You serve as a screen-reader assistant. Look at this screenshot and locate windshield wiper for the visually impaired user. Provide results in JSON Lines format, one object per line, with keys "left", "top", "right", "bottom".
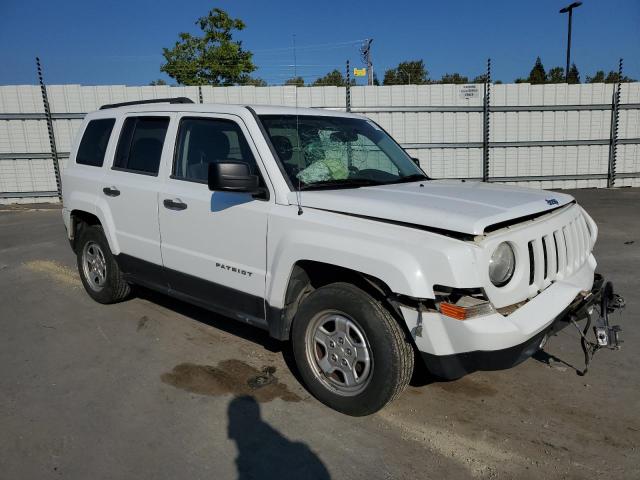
{"left": 299, "top": 178, "right": 383, "bottom": 190}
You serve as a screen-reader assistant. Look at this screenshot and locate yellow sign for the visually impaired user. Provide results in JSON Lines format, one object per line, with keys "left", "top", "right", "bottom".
{"left": 353, "top": 68, "right": 367, "bottom": 77}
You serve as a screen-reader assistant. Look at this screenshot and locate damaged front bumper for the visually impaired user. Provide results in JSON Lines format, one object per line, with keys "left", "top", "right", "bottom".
{"left": 413, "top": 273, "right": 625, "bottom": 380}
{"left": 549, "top": 273, "right": 625, "bottom": 375}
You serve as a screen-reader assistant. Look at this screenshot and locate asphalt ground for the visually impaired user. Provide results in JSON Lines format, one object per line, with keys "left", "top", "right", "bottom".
{"left": 1, "top": 188, "right": 638, "bottom": 479}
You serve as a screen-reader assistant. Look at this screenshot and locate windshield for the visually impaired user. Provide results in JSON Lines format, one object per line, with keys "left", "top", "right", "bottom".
{"left": 259, "top": 114, "right": 427, "bottom": 189}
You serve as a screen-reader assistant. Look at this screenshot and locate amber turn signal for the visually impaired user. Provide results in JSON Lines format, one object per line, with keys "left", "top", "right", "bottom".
{"left": 438, "top": 300, "right": 495, "bottom": 320}
{"left": 439, "top": 302, "right": 468, "bottom": 320}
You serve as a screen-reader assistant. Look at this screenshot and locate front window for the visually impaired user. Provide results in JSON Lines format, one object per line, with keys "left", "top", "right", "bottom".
{"left": 172, "top": 117, "right": 259, "bottom": 183}
{"left": 259, "top": 115, "right": 427, "bottom": 189}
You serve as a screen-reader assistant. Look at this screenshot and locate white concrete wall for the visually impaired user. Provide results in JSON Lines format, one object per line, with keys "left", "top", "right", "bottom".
{"left": 1, "top": 83, "right": 639, "bottom": 203}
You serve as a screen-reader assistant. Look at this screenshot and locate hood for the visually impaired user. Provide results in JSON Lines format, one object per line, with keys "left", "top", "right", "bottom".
{"left": 289, "top": 180, "right": 574, "bottom": 236}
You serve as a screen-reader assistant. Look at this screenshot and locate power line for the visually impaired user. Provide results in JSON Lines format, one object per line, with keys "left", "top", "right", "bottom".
{"left": 33, "top": 37, "right": 368, "bottom": 86}
{"left": 252, "top": 39, "right": 366, "bottom": 53}
{"left": 55, "top": 39, "right": 365, "bottom": 60}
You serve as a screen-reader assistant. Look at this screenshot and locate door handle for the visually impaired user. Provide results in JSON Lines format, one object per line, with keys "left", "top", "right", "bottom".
{"left": 103, "top": 186, "right": 120, "bottom": 197}
{"left": 163, "top": 199, "right": 188, "bottom": 211}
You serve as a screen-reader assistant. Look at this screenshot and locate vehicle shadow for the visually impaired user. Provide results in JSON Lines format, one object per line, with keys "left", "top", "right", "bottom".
{"left": 132, "top": 286, "right": 308, "bottom": 384}
{"left": 228, "top": 395, "right": 331, "bottom": 480}
{"left": 133, "top": 286, "right": 435, "bottom": 391}
{"left": 532, "top": 349, "right": 582, "bottom": 375}
{"left": 409, "top": 359, "right": 441, "bottom": 387}
{"left": 133, "top": 285, "right": 283, "bottom": 351}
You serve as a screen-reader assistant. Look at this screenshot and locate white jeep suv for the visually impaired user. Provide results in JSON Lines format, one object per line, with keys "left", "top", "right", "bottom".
{"left": 62, "top": 97, "right": 620, "bottom": 415}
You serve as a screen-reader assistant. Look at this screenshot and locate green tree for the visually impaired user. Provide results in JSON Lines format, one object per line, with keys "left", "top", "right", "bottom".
{"left": 586, "top": 70, "right": 636, "bottom": 83}
{"left": 528, "top": 57, "right": 546, "bottom": 84}
{"left": 546, "top": 67, "right": 565, "bottom": 83}
{"left": 372, "top": 73, "right": 380, "bottom": 86}
{"left": 471, "top": 74, "right": 502, "bottom": 84}
{"left": 161, "top": 8, "right": 255, "bottom": 86}
{"left": 586, "top": 71, "right": 605, "bottom": 83}
{"left": 149, "top": 79, "right": 168, "bottom": 86}
{"left": 312, "top": 70, "right": 354, "bottom": 87}
{"left": 604, "top": 71, "right": 636, "bottom": 83}
{"left": 382, "top": 69, "right": 397, "bottom": 85}
{"left": 383, "top": 60, "right": 429, "bottom": 85}
{"left": 439, "top": 73, "right": 469, "bottom": 84}
{"left": 567, "top": 63, "right": 580, "bottom": 84}
{"left": 241, "top": 76, "right": 267, "bottom": 86}
{"left": 285, "top": 76, "right": 305, "bottom": 87}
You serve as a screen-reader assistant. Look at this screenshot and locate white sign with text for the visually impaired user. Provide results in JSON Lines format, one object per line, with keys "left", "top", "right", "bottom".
{"left": 459, "top": 84, "right": 480, "bottom": 99}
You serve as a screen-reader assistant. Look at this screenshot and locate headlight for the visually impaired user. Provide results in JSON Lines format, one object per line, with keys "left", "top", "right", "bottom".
{"left": 489, "top": 242, "right": 515, "bottom": 287}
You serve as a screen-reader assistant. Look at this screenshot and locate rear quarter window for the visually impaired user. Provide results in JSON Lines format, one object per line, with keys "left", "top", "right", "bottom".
{"left": 76, "top": 119, "right": 116, "bottom": 167}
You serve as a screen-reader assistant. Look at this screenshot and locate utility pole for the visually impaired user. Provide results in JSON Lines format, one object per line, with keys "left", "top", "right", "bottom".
{"left": 360, "top": 39, "right": 374, "bottom": 86}
{"left": 559, "top": 2, "right": 582, "bottom": 82}
{"left": 346, "top": 60, "right": 351, "bottom": 112}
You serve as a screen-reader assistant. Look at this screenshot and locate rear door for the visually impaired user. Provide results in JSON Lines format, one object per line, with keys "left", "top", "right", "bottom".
{"left": 157, "top": 113, "right": 271, "bottom": 326}
{"left": 63, "top": 117, "right": 117, "bottom": 211}
{"left": 100, "top": 114, "right": 171, "bottom": 284}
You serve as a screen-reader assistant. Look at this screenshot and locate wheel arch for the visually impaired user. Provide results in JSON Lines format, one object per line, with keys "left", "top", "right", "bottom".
{"left": 72, "top": 200, "right": 120, "bottom": 254}
{"left": 69, "top": 209, "right": 102, "bottom": 251}
{"left": 267, "top": 260, "right": 413, "bottom": 342}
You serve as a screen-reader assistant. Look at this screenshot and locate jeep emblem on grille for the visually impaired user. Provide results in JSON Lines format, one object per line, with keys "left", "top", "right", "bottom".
{"left": 546, "top": 198, "right": 559, "bottom": 205}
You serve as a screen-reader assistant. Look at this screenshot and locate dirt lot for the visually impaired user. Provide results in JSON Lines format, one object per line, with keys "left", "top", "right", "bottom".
{"left": 1, "top": 188, "right": 638, "bottom": 479}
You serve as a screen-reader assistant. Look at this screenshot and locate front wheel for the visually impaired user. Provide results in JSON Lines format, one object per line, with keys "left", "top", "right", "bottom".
{"left": 292, "top": 282, "right": 414, "bottom": 416}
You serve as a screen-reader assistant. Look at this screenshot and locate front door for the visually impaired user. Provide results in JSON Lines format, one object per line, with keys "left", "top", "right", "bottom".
{"left": 157, "top": 114, "right": 271, "bottom": 326}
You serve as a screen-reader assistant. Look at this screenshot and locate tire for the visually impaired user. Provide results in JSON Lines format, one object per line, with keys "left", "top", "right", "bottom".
{"left": 292, "top": 282, "right": 414, "bottom": 416}
{"left": 76, "top": 224, "right": 130, "bottom": 304}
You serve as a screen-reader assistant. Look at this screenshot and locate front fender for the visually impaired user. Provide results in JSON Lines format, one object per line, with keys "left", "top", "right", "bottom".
{"left": 266, "top": 206, "right": 481, "bottom": 309}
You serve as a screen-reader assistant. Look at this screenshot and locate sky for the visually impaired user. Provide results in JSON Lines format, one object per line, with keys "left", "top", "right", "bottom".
{"left": 1, "top": 0, "right": 638, "bottom": 86}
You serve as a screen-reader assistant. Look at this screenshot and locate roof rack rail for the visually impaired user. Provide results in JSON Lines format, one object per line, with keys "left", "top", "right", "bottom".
{"left": 99, "top": 97, "right": 195, "bottom": 110}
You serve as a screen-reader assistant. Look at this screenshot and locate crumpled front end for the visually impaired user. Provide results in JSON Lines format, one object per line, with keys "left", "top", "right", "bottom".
{"left": 394, "top": 202, "right": 627, "bottom": 379}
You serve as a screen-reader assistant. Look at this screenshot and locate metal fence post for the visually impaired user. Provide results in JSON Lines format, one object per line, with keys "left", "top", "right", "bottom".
{"left": 482, "top": 58, "right": 492, "bottom": 182}
{"left": 607, "top": 58, "right": 623, "bottom": 188}
{"left": 198, "top": 85, "right": 203, "bottom": 104}
{"left": 36, "top": 57, "right": 62, "bottom": 200}
{"left": 346, "top": 60, "right": 351, "bottom": 112}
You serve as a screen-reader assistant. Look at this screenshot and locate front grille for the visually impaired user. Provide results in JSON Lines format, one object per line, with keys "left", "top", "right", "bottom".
{"left": 527, "top": 212, "right": 592, "bottom": 293}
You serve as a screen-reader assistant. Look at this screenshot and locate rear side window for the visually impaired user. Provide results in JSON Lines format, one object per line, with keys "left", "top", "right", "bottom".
{"left": 76, "top": 119, "right": 115, "bottom": 167}
{"left": 113, "top": 117, "right": 170, "bottom": 175}
{"left": 173, "top": 117, "right": 258, "bottom": 183}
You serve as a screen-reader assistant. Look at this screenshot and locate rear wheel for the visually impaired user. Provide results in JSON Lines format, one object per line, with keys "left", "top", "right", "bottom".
{"left": 76, "top": 225, "right": 130, "bottom": 304}
{"left": 292, "top": 282, "right": 414, "bottom": 416}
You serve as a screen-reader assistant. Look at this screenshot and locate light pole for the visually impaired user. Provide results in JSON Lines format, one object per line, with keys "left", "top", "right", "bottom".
{"left": 559, "top": 2, "right": 582, "bottom": 82}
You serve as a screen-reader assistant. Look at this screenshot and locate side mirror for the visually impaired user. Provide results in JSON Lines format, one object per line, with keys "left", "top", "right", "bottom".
{"left": 208, "top": 162, "right": 260, "bottom": 193}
